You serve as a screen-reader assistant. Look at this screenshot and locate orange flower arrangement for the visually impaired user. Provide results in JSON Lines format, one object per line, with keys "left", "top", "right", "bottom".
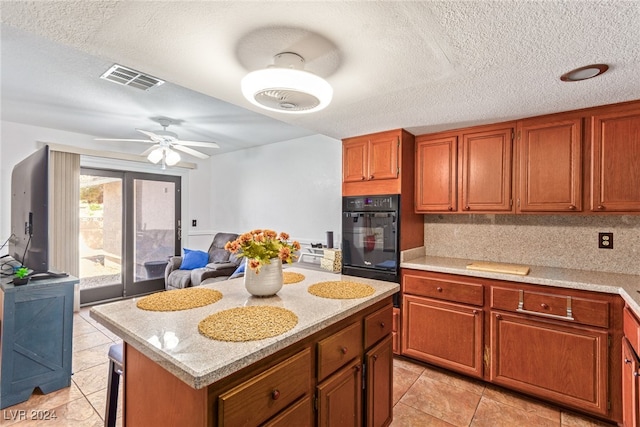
{"left": 225, "top": 229, "right": 301, "bottom": 273}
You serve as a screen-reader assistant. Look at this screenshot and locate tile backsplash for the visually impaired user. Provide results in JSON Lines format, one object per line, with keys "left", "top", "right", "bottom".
{"left": 423, "top": 214, "right": 640, "bottom": 275}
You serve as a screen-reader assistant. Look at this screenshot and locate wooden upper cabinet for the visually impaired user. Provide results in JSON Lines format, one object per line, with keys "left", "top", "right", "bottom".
{"left": 591, "top": 106, "right": 640, "bottom": 212}
{"left": 369, "top": 134, "right": 399, "bottom": 181}
{"left": 461, "top": 125, "right": 514, "bottom": 212}
{"left": 343, "top": 139, "right": 369, "bottom": 183}
{"left": 415, "top": 134, "right": 458, "bottom": 212}
{"left": 517, "top": 117, "right": 583, "bottom": 212}
{"left": 342, "top": 129, "right": 416, "bottom": 197}
{"left": 342, "top": 133, "right": 397, "bottom": 183}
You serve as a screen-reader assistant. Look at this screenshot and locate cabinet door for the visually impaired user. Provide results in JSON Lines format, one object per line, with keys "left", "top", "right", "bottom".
{"left": 392, "top": 308, "right": 400, "bottom": 355}
{"left": 317, "top": 358, "right": 362, "bottom": 427}
{"left": 518, "top": 118, "right": 583, "bottom": 212}
{"left": 402, "top": 295, "right": 483, "bottom": 378}
{"left": 490, "top": 311, "right": 609, "bottom": 416}
{"left": 368, "top": 134, "right": 399, "bottom": 181}
{"left": 343, "top": 138, "right": 368, "bottom": 183}
{"left": 365, "top": 335, "right": 393, "bottom": 427}
{"left": 591, "top": 109, "right": 640, "bottom": 212}
{"left": 415, "top": 135, "right": 458, "bottom": 212}
{"left": 623, "top": 337, "right": 640, "bottom": 427}
{"left": 461, "top": 127, "right": 513, "bottom": 212}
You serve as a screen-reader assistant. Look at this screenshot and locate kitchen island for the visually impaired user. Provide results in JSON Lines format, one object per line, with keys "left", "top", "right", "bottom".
{"left": 90, "top": 267, "right": 398, "bottom": 426}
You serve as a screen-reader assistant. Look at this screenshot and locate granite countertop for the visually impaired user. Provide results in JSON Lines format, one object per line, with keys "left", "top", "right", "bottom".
{"left": 90, "top": 266, "right": 398, "bottom": 390}
{"left": 401, "top": 254, "right": 640, "bottom": 315}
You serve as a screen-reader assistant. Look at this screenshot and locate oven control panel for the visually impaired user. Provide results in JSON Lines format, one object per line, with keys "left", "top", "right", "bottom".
{"left": 343, "top": 195, "right": 398, "bottom": 211}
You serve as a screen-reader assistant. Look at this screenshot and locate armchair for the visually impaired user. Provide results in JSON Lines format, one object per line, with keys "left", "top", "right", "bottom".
{"left": 164, "top": 232, "right": 240, "bottom": 290}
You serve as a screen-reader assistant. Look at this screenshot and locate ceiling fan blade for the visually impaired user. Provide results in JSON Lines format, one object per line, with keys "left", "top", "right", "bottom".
{"left": 140, "top": 145, "right": 161, "bottom": 156}
{"left": 173, "top": 140, "right": 220, "bottom": 149}
{"left": 172, "top": 144, "right": 210, "bottom": 159}
{"left": 136, "top": 129, "right": 164, "bottom": 142}
{"left": 94, "top": 138, "right": 155, "bottom": 143}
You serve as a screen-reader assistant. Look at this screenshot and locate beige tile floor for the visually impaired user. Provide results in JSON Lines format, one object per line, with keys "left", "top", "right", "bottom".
{"left": 1, "top": 307, "right": 616, "bottom": 427}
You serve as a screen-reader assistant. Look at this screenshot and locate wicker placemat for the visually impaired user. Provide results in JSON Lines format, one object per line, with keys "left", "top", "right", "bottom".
{"left": 307, "top": 281, "right": 375, "bottom": 299}
{"left": 283, "top": 271, "right": 305, "bottom": 284}
{"left": 198, "top": 306, "right": 298, "bottom": 342}
{"left": 136, "top": 288, "right": 223, "bottom": 311}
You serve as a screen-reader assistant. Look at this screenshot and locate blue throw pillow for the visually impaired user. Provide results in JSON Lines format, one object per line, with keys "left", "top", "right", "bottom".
{"left": 229, "top": 261, "right": 246, "bottom": 279}
{"left": 179, "top": 248, "right": 209, "bottom": 270}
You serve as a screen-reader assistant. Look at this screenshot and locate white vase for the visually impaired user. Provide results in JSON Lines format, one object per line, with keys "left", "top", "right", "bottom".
{"left": 244, "top": 258, "right": 283, "bottom": 297}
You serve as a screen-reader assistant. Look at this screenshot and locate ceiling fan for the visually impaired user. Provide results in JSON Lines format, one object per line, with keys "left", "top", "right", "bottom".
{"left": 95, "top": 118, "right": 220, "bottom": 169}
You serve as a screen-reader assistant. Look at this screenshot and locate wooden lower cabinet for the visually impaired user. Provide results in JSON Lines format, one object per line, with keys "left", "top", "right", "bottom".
{"left": 317, "top": 358, "right": 363, "bottom": 427}
{"left": 365, "top": 335, "right": 393, "bottom": 427}
{"left": 622, "top": 337, "right": 640, "bottom": 427}
{"left": 400, "top": 268, "right": 624, "bottom": 423}
{"left": 402, "top": 295, "right": 483, "bottom": 378}
{"left": 490, "top": 311, "right": 609, "bottom": 416}
{"left": 623, "top": 306, "right": 640, "bottom": 427}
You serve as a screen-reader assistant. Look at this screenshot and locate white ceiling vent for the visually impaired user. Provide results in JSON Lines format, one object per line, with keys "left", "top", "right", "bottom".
{"left": 100, "top": 64, "right": 165, "bottom": 91}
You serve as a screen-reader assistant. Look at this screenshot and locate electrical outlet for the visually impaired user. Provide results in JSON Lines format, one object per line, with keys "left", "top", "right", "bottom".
{"left": 192, "top": 219, "right": 197, "bottom": 227}
{"left": 598, "top": 232, "right": 613, "bottom": 249}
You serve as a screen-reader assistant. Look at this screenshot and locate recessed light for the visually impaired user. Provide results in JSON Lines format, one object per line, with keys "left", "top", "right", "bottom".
{"left": 560, "top": 64, "right": 609, "bottom": 82}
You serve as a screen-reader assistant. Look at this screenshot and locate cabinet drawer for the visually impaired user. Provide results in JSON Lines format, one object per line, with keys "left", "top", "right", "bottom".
{"left": 403, "top": 273, "right": 483, "bottom": 306}
{"left": 364, "top": 305, "right": 393, "bottom": 349}
{"left": 624, "top": 306, "right": 640, "bottom": 356}
{"left": 218, "top": 348, "right": 311, "bottom": 426}
{"left": 263, "top": 396, "right": 313, "bottom": 427}
{"left": 491, "top": 287, "right": 609, "bottom": 328}
{"left": 317, "top": 321, "right": 362, "bottom": 381}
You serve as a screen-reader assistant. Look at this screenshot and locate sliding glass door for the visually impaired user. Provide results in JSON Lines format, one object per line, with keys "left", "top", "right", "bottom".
{"left": 79, "top": 168, "right": 181, "bottom": 304}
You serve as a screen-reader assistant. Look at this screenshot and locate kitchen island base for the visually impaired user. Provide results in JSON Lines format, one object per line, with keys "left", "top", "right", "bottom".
{"left": 123, "top": 298, "right": 393, "bottom": 427}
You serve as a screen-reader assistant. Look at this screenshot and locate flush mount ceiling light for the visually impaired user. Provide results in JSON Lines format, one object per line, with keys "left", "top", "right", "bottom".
{"left": 241, "top": 52, "right": 333, "bottom": 113}
{"left": 560, "top": 64, "right": 609, "bottom": 82}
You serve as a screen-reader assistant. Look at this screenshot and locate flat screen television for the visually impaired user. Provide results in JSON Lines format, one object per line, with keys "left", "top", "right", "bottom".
{"left": 9, "top": 145, "right": 50, "bottom": 274}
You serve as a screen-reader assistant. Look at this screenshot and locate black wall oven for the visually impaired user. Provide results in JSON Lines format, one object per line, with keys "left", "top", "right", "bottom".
{"left": 342, "top": 195, "right": 400, "bottom": 298}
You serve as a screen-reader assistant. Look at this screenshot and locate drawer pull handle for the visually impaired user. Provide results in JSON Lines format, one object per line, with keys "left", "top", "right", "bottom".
{"left": 473, "top": 310, "right": 479, "bottom": 315}
{"left": 597, "top": 205, "right": 605, "bottom": 210}
{"left": 436, "top": 287, "right": 443, "bottom": 292}
{"left": 341, "top": 346, "right": 348, "bottom": 355}
{"left": 369, "top": 175, "right": 374, "bottom": 180}
{"left": 540, "top": 303, "right": 549, "bottom": 309}
{"left": 271, "top": 389, "right": 280, "bottom": 400}
{"left": 373, "top": 354, "right": 378, "bottom": 361}
{"left": 635, "top": 372, "right": 640, "bottom": 378}
{"left": 447, "top": 206, "right": 453, "bottom": 211}
{"left": 626, "top": 358, "right": 633, "bottom": 365}
{"left": 361, "top": 176, "right": 366, "bottom": 181}
{"left": 380, "top": 322, "right": 385, "bottom": 328}
{"left": 516, "top": 290, "right": 574, "bottom": 321}
{"left": 568, "top": 205, "right": 576, "bottom": 210}
{"left": 495, "top": 314, "right": 502, "bottom": 320}
{"left": 354, "top": 365, "right": 361, "bottom": 373}
{"left": 464, "top": 206, "right": 470, "bottom": 211}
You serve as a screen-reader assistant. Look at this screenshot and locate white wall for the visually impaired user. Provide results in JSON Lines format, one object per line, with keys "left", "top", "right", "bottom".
{"left": 205, "top": 134, "right": 342, "bottom": 247}
{"left": 0, "top": 120, "right": 209, "bottom": 253}
{"left": 1, "top": 121, "right": 343, "bottom": 255}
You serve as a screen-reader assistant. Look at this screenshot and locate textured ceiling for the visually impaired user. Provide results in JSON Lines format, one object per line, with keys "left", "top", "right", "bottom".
{"left": 2, "top": 1, "right": 640, "bottom": 157}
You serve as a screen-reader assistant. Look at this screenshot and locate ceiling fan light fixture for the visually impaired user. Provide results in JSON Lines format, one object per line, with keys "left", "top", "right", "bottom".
{"left": 241, "top": 52, "right": 333, "bottom": 114}
{"left": 147, "top": 147, "right": 164, "bottom": 164}
{"left": 165, "top": 148, "right": 181, "bottom": 166}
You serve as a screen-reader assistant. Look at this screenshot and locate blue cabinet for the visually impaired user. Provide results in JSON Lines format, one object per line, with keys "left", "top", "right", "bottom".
{"left": 0, "top": 276, "right": 76, "bottom": 409}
